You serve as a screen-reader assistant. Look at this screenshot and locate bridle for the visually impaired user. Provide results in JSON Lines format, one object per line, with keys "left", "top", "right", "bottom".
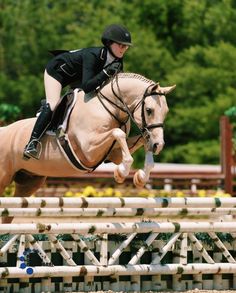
{"left": 139, "top": 85, "right": 164, "bottom": 141}
{"left": 97, "top": 75, "right": 165, "bottom": 144}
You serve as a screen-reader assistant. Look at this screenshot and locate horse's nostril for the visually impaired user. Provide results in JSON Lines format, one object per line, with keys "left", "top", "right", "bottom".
{"left": 153, "top": 143, "right": 159, "bottom": 152}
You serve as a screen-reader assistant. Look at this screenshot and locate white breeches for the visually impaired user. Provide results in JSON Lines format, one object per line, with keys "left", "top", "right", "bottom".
{"left": 44, "top": 70, "right": 62, "bottom": 111}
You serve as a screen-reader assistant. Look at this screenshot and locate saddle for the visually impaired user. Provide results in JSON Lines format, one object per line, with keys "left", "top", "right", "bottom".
{"left": 41, "top": 90, "right": 77, "bottom": 134}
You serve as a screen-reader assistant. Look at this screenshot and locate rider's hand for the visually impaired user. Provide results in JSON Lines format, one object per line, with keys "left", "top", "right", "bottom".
{"left": 103, "top": 61, "right": 122, "bottom": 77}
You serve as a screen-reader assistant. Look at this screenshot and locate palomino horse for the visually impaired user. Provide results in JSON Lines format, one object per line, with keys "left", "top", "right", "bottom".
{"left": 0, "top": 73, "right": 175, "bottom": 198}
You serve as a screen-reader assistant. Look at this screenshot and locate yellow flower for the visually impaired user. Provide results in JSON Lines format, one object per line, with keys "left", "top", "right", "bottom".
{"left": 3, "top": 183, "right": 15, "bottom": 197}
{"left": 213, "top": 190, "right": 231, "bottom": 197}
{"left": 82, "top": 186, "right": 97, "bottom": 197}
{"left": 97, "top": 191, "right": 104, "bottom": 197}
{"left": 176, "top": 191, "right": 184, "bottom": 197}
{"left": 158, "top": 190, "right": 171, "bottom": 197}
{"left": 138, "top": 189, "right": 150, "bottom": 197}
{"left": 104, "top": 187, "right": 114, "bottom": 197}
{"left": 114, "top": 190, "right": 122, "bottom": 197}
{"left": 198, "top": 190, "right": 206, "bottom": 197}
{"left": 64, "top": 191, "right": 74, "bottom": 197}
{"left": 147, "top": 192, "right": 155, "bottom": 198}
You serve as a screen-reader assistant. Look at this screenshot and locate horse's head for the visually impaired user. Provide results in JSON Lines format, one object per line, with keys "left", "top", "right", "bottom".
{"left": 100, "top": 73, "right": 175, "bottom": 155}
{"left": 133, "top": 83, "right": 176, "bottom": 155}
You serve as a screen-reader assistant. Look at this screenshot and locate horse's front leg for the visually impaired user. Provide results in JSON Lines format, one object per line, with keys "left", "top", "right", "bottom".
{"left": 111, "top": 128, "right": 133, "bottom": 183}
{"left": 133, "top": 151, "right": 155, "bottom": 188}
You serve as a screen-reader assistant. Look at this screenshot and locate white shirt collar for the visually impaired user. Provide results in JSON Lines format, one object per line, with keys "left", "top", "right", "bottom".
{"left": 104, "top": 50, "right": 116, "bottom": 67}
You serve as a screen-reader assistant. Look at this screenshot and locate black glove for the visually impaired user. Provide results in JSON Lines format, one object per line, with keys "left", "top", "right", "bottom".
{"left": 103, "top": 61, "right": 121, "bottom": 77}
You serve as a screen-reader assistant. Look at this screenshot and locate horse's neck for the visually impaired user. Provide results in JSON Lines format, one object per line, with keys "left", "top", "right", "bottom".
{"left": 102, "top": 75, "right": 148, "bottom": 108}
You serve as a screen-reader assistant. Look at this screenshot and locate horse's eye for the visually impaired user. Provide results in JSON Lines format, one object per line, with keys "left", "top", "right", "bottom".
{"left": 146, "top": 108, "right": 152, "bottom": 116}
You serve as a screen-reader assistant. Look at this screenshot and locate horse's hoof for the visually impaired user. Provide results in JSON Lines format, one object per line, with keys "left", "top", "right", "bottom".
{"left": 133, "top": 170, "right": 146, "bottom": 188}
{"left": 114, "top": 168, "right": 125, "bottom": 184}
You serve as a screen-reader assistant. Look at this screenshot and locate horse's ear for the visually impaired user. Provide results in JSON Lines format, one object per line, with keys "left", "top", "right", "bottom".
{"left": 160, "top": 84, "right": 176, "bottom": 95}
{"left": 148, "top": 83, "right": 176, "bottom": 95}
{"left": 147, "top": 83, "right": 159, "bottom": 94}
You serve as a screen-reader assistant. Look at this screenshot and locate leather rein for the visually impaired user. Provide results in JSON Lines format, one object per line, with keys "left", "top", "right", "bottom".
{"left": 97, "top": 75, "right": 164, "bottom": 143}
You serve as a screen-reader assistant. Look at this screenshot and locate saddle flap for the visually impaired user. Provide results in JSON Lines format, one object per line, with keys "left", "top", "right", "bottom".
{"left": 49, "top": 90, "right": 77, "bottom": 133}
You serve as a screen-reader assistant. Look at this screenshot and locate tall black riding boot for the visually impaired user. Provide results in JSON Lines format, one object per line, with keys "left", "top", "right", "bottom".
{"left": 23, "top": 103, "right": 52, "bottom": 160}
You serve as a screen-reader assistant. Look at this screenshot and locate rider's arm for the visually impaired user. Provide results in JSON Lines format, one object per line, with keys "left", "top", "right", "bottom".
{"left": 81, "top": 50, "right": 123, "bottom": 93}
{"left": 81, "top": 51, "right": 109, "bottom": 93}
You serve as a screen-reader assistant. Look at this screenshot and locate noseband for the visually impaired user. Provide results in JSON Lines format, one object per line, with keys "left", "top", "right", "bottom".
{"left": 97, "top": 77, "right": 164, "bottom": 143}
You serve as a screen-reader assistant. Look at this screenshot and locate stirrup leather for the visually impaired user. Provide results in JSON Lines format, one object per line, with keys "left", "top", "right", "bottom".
{"left": 23, "top": 139, "right": 42, "bottom": 160}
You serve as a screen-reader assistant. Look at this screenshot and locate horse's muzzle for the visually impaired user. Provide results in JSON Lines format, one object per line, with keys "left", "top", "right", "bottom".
{"left": 152, "top": 141, "right": 165, "bottom": 154}
{"left": 143, "top": 128, "right": 165, "bottom": 154}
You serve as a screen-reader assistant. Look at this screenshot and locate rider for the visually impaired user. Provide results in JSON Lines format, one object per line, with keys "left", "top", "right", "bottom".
{"left": 23, "top": 24, "right": 132, "bottom": 160}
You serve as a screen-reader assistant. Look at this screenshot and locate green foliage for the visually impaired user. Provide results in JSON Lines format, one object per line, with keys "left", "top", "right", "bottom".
{"left": 0, "top": 103, "right": 21, "bottom": 124}
{"left": 225, "top": 106, "right": 236, "bottom": 121}
{"left": 159, "top": 139, "right": 220, "bottom": 164}
{"left": 225, "top": 106, "right": 236, "bottom": 152}
{"left": 0, "top": 0, "right": 235, "bottom": 164}
{"left": 132, "top": 148, "right": 145, "bottom": 169}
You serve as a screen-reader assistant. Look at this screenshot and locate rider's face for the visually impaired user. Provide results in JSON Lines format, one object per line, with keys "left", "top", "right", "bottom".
{"left": 110, "top": 42, "right": 129, "bottom": 58}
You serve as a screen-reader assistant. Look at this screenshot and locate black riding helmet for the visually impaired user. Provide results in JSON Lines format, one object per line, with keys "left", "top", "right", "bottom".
{"left": 101, "top": 24, "right": 132, "bottom": 47}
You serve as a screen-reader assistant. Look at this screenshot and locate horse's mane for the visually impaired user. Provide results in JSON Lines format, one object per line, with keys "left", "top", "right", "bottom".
{"left": 117, "top": 72, "right": 154, "bottom": 85}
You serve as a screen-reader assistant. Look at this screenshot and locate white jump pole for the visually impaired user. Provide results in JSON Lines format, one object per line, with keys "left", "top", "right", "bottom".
{"left": 0, "top": 197, "right": 235, "bottom": 208}
{"left": 0, "top": 221, "right": 236, "bottom": 234}
{"left": 2, "top": 263, "right": 236, "bottom": 279}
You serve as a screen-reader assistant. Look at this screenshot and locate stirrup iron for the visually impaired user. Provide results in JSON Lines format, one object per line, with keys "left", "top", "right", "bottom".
{"left": 23, "top": 139, "right": 42, "bottom": 160}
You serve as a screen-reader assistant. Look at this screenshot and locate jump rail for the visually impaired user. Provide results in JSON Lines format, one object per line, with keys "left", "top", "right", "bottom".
{"left": 1, "top": 196, "right": 236, "bottom": 208}
{"left": 1, "top": 197, "right": 236, "bottom": 293}
{"left": 0, "top": 196, "right": 236, "bottom": 218}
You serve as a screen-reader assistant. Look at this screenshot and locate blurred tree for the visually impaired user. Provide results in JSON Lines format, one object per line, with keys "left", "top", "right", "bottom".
{"left": 0, "top": 103, "right": 21, "bottom": 125}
